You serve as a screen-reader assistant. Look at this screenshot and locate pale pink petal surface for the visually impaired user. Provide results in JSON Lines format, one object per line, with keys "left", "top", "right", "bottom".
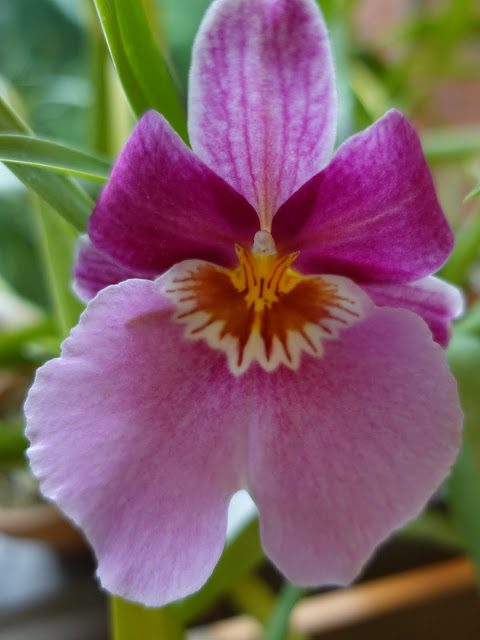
{"left": 89, "top": 111, "right": 259, "bottom": 274}
{"left": 248, "top": 308, "right": 462, "bottom": 586}
{"left": 363, "top": 276, "right": 463, "bottom": 347}
{"left": 189, "top": 0, "right": 336, "bottom": 228}
{"left": 73, "top": 237, "right": 155, "bottom": 302}
{"left": 273, "top": 111, "right": 453, "bottom": 282}
{"left": 25, "top": 279, "right": 252, "bottom": 606}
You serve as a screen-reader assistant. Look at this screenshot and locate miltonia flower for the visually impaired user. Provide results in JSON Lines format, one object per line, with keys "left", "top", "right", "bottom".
{"left": 26, "top": 0, "right": 462, "bottom": 607}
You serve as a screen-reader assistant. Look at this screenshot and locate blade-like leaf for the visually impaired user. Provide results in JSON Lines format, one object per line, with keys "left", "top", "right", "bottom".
{"left": 177, "top": 517, "right": 264, "bottom": 623}
{"left": 115, "top": 0, "right": 188, "bottom": 141}
{"left": 93, "top": 0, "right": 188, "bottom": 141}
{"left": 464, "top": 184, "right": 480, "bottom": 203}
{"left": 0, "top": 134, "right": 110, "bottom": 181}
{"left": 0, "top": 95, "right": 92, "bottom": 231}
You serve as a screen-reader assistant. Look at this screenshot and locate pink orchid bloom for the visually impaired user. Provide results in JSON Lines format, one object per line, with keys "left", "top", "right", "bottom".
{"left": 26, "top": 0, "right": 462, "bottom": 607}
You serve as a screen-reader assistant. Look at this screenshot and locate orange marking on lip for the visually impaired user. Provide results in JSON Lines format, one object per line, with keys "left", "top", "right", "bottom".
{"left": 164, "top": 247, "right": 364, "bottom": 374}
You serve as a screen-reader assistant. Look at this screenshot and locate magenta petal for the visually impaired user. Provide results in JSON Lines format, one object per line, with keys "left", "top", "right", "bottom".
{"left": 25, "top": 279, "right": 251, "bottom": 606}
{"left": 73, "top": 237, "right": 156, "bottom": 302}
{"left": 363, "top": 277, "right": 463, "bottom": 347}
{"left": 273, "top": 110, "right": 453, "bottom": 282}
{"left": 89, "top": 111, "right": 259, "bottom": 274}
{"left": 248, "top": 308, "right": 462, "bottom": 586}
{"left": 189, "top": 0, "right": 336, "bottom": 228}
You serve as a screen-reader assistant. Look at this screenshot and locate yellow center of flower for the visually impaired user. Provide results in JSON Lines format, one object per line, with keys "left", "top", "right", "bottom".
{"left": 164, "top": 231, "right": 366, "bottom": 375}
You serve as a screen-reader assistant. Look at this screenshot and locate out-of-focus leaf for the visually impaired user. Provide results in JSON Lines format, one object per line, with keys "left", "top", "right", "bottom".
{"left": 0, "top": 422, "right": 28, "bottom": 463}
{"left": 177, "top": 517, "right": 264, "bottom": 623}
{"left": 447, "top": 325, "right": 480, "bottom": 590}
{"left": 111, "top": 599, "right": 183, "bottom": 640}
{"left": 422, "top": 127, "right": 480, "bottom": 164}
{"left": 440, "top": 212, "right": 480, "bottom": 286}
{"left": 0, "top": 95, "right": 92, "bottom": 231}
{"left": 464, "top": 184, "right": 480, "bottom": 204}
{"left": 93, "top": 0, "right": 188, "bottom": 142}
{"left": 448, "top": 329, "right": 480, "bottom": 461}
{"left": 447, "top": 436, "right": 480, "bottom": 590}
{"left": 0, "top": 319, "right": 57, "bottom": 366}
{"left": 0, "top": 134, "right": 110, "bottom": 181}
{"left": 33, "top": 197, "right": 84, "bottom": 338}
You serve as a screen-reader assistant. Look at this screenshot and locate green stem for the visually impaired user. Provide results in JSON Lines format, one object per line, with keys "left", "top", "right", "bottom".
{"left": 263, "top": 582, "right": 305, "bottom": 640}
{"left": 111, "top": 598, "right": 184, "bottom": 640}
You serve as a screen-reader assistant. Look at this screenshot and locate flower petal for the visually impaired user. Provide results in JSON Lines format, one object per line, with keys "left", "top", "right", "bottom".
{"left": 189, "top": 0, "right": 336, "bottom": 228}
{"left": 363, "top": 277, "right": 463, "bottom": 347}
{"left": 73, "top": 236, "right": 155, "bottom": 302}
{"left": 248, "top": 307, "right": 462, "bottom": 586}
{"left": 89, "top": 111, "right": 259, "bottom": 274}
{"left": 25, "top": 278, "right": 251, "bottom": 606}
{"left": 273, "top": 110, "right": 453, "bottom": 282}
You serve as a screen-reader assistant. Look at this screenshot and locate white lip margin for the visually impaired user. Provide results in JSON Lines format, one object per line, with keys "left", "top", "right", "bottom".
{"left": 162, "top": 261, "right": 372, "bottom": 376}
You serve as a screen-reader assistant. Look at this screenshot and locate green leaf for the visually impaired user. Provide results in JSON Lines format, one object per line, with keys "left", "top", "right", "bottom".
{"left": 440, "top": 214, "right": 480, "bottom": 286}
{"left": 115, "top": 0, "right": 188, "bottom": 141}
{"left": 0, "top": 134, "right": 111, "bottom": 181}
{"left": 447, "top": 436, "right": 480, "bottom": 591}
{"left": 93, "top": 0, "right": 188, "bottom": 142}
{"left": 0, "top": 94, "right": 92, "bottom": 231}
{"left": 32, "top": 197, "right": 84, "bottom": 337}
{"left": 447, "top": 329, "right": 480, "bottom": 591}
{"left": 422, "top": 126, "right": 480, "bottom": 164}
{"left": 464, "top": 184, "right": 480, "bottom": 203}
{"left": 111, "top": 599, "right": 184, "bottom": 640}
{"left": 448, "top": 330, "right": 480, "bottom": 465}
{"left": 0, "top": 319, "right": 56, "bottom": 366}
{"left": 0, "top": 422, "right": 28, "bottom": 463}
{"left": 177, "top": 517, "right": 264, "bottom": 623}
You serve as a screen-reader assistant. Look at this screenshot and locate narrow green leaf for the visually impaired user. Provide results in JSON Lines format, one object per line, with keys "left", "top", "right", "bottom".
{"left": 440, "top": 210, "right": 480, "bottom": 286}
{"left": 111, "top": 599, "right": 184, "bottom": 640}
{"left": 178, "top": 517, "right": 264, "bottom": 623}
{"left": 398, "top": 509, "right": 464, "bottom": 549}
{"left": 422, "top": 127, "right": 480, "bottom": 164}
{"left": 0, "top": 134, "right": 110, "bottom": 181}
{"left": 448, "top": 330, "right": 480, "bottom": 466}
{"left": 447, "top": 436, "right": 480, "bottom": 591}
{"left": 464, "top": 184, "right": 480, "bottom": 203}
{"left": 32, "top": 198, "right": 84, "bottom": 338}
{"left": 263, "top": 582, "right": 305, "bottom": 640}
{"left": 447, "top": 329, "right": 480, "bottom": 591}
{"left": 0, "top": 95, "right": 92, "bottom": 231}
{"left": 93, "top": 0, "right": 188, "bottom": 141}
{"left": 115, "top": 0, "right": 188, "bottom": 141}
{"left": 0, "top": 422, "right": 28, "bottom": 463}
{"left": 0, "top": 318, "right": 56, "bottom": 366}
{"left": 93, "top": 0, "right": 148, "bottom": 118}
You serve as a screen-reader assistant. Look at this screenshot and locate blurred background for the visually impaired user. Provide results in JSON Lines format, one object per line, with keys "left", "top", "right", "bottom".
{"left": 0, "top": 0, "right": 480, "bottom": 638}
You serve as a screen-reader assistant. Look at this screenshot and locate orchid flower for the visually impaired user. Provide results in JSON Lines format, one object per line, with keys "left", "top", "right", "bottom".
{"left": 25, "top": 0, "right": 462, "bottom": 607}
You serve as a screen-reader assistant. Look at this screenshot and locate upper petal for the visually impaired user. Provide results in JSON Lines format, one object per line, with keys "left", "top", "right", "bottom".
{"left": 273, "top": 110, "right": 453, "bottom": 282}
{"left": 73, "top": 236, "right": 155, "bottom": 302}
{"left": 363, "top": 276, "right": 463, "bottom": 347}
{"left": 89, "top": 111, "right": 259, "bottom": 274}
{"left": 25, "top": 278, "right": 252, "bottom": 606}
{"left": 248, "top": 307, "right": 462, "bottom": 586}
{"left": 189, "top": 0, "right": 336, "bottom": 228}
